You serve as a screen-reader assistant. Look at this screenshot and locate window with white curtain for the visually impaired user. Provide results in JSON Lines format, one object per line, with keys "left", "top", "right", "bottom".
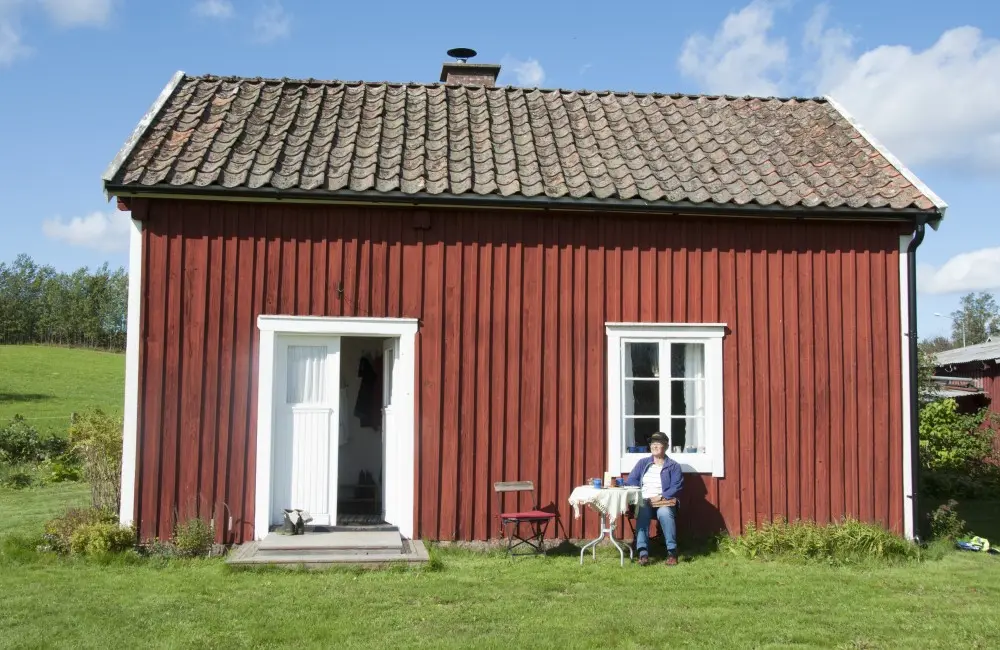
{"left": 286, "top": 345, "right": 329, "bottom": 404}
{"left": 606, "top": 324, "right": 725, "bottom": 477}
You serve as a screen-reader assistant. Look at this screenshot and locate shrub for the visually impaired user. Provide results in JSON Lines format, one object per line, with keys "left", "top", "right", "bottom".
{"left": 0, "top": 415, "right": 67, "bottom": 465}
{"left": 69, "top": 522, "right": 136, "bottom": 556}
{"left": 43, "top": 507, "right": 118, "bottom": 554}
{"left": 69, "top": 409, "right": 123, "bottom": 512}
{"left": 173, "top": 517, "right": 215, "bottom": 557}
{"left": 41, "top": 452, "right": 83, "bottom": 483}
{"left": 921, "top": 468, "right": 1000, "bottom": 500}
{"left": 0, "top": 468, "right": 35, "bottom": 489}
{"left": 919, "top": 399, "right": 997, "bottom": 474}
{"left": 720, "top": 517, "right": 918, "bottom": 564}
{"left": 927, "top": 500, "right": 966, "bottom": 540}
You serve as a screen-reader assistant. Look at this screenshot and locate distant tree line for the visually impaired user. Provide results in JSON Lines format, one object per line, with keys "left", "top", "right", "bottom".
{"left": 0, "top": 254, "right": 127, "bottom": 351}
{"left": 920, "top": 291, "right": 1000, "bottom": 355}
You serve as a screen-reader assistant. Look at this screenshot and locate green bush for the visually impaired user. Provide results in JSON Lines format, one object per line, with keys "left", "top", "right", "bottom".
{"left": 43, "top": 507, "right": 118, "bottom": 554}
{"left": 0, "top": 415, "right": 68, "bottom": 465}
{"left": 69, "top": 522, "right": 136, "bottom": 556}
{"left": 927, "top": 500, "right": 966, "bottom": 540}
{"left": 720, "top": 517, "right": 918, "bottom": 564}
{"left": 69, "top": 409, "right": 123, "bottom": 512}
{"left": 919, "top": 399, "right": 997, "bottom": 473}
{"left": 41, "top": 452, "right": 83, "bottom": 483}
{"left": 0, "top": 468, "right": 35, "bottom": 489}
{"left": 173, "top": 517, "right": 215, "bottom": 557}
{"left": 921, "top": 468, "right": 1000, "bottom": 500}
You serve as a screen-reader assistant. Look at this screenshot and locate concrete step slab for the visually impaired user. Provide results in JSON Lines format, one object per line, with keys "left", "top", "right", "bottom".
{"left": 258, "top": 529, "right": 403, "bottom": 554}
{"left": 226, "top": 539, "right": 429, "bottom": 569}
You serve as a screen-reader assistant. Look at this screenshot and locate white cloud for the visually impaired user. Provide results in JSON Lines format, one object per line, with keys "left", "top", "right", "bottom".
{"left": 193, "top": 0, "right": 233, "bottom": 19}
{"left": 678, "top": 0, "right": 788, "bottom": 96}
{"left": 677, "top": 1, "right": 1000, "bottom": 170}
{"left": 42, "top": 211, "right": 130, "bottom": 253}
{"left": 0, "top": 17, "right": 30, "bottom": 66}
{"left": 918, "top": 248, "right": 1000, "bottom": 295}
{"left": 253, "top": 0, "right": 290, "bottom": 43}
{"left": 0, "top": 0, "right": 109, "bottom": 66}
{"left": 815, "top": 23, "right": 1000, "bottom": 170}
{"left": 39, "top": 0, "right": 112, "bottom": 27}
{"left": 501, "top": 56, "right": 545, "bottom": 86}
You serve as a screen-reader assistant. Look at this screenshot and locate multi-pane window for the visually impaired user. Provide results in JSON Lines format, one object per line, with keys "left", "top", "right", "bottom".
{"left": 607, "top": 324, "right": 725, "bottom": 477}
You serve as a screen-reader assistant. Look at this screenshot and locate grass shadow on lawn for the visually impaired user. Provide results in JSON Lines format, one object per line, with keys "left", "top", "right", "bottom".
{"left": 0, "top": 392, "right": 54, "bottom": 404}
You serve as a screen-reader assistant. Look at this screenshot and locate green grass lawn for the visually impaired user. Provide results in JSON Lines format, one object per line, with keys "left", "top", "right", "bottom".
{"left": 0, "top": 345, "right": 124, "bottom": 431}
{"left": 2, "top": 486, "right": 1000, "bottom": 649}
{"left": 2, "top": 347, "right": 1000, "bottom": 648}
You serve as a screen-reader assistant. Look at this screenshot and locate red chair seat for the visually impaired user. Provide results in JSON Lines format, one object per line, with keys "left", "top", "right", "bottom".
{"left": 500, "top": 510, "right": 555, "bottom": 520}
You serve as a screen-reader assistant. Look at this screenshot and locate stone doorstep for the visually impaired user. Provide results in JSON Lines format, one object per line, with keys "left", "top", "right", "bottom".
{"left": 257, "top": 529, "right": 404, "bottom": 555}
{"left": 225, "top": 540, "right": 429, "bottom": 568}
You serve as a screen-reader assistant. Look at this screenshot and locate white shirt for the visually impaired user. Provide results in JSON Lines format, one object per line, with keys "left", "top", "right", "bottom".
{"left": 641, "top": 463, "right": 663, "bottom": 499}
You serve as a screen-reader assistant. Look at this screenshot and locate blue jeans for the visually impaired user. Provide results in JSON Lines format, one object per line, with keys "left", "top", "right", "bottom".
{"left": 635, "top": 501, "right": 677, "bottom": 554}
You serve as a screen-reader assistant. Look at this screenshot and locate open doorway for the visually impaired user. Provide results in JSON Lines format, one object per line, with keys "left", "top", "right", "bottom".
{"left": 337, "top": 336, "right": 390, "bottom": 526}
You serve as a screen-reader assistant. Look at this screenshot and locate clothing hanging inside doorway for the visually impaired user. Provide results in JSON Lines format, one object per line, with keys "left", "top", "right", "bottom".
{"left": 354, "top": 353, "right": 383, "bottom": 431}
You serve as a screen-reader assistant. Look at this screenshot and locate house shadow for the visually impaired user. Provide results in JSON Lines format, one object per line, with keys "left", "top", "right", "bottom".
{"left": 536, "top": 482, "right": 729, "bottom": 561}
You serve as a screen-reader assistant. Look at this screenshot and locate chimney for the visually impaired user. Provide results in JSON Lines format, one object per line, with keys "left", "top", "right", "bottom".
{"left": 439, "top": 48, "right": 501, "bottom": 86}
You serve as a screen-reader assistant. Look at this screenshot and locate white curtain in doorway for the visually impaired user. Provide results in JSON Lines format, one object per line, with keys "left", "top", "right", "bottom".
{"left": 286, "top": 345, "right": 328, "bottom": 404}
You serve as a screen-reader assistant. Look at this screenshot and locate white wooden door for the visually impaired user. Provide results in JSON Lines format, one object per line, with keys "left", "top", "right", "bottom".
{"left": 380, "top": 337, "right": 397, "bottom": 517}
{"left": 272, "top": 336, "right": 340, "bottom": 527}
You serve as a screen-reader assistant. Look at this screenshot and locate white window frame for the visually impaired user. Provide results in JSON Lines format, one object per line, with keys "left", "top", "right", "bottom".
{"left": 606, "top": 323, "right": 726, "bottom": 478}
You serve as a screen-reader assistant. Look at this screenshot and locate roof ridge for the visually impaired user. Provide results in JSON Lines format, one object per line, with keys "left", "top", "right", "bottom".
{"left": 182, "top": 72, "right": 829, "bottom": 103}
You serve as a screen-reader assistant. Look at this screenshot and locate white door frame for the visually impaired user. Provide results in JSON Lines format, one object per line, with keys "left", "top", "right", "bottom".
{"left": 254, "top": 316, "right": 418, "bottom": 541}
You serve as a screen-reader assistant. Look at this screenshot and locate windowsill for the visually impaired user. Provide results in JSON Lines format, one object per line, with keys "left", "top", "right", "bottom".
{"left": 620, "top": 452, "right": 720, "bottom": 476}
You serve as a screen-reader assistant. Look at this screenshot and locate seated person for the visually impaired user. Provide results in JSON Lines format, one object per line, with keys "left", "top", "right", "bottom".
{"left": 623, "top": 431, "right": 682, "bottom": 566}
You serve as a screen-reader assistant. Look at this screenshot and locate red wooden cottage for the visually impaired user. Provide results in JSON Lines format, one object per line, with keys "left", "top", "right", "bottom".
{"left": 102, "top": 54, "right": 946, "bottom": 546}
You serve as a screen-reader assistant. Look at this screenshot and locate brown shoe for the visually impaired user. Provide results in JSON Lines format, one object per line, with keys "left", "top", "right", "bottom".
{"left": 638, "top": 554, "right": 650, "bottom": 566}
{"left": 665, "top": 554, "right": 678, "bottom": 566}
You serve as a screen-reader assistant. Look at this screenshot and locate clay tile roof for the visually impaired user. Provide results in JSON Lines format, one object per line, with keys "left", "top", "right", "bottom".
{"left": 102, "top": 72, "right": 946, "bottom": 215}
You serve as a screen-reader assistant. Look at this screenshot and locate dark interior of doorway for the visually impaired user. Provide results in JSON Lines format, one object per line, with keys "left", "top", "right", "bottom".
{"left": 337, "top": 336, "right": 388, "bottom": 527}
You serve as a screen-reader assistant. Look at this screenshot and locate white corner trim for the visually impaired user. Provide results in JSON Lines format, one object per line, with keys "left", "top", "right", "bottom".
{"left": 899, "top": 234, "right": 915, "bottom": 540}
{"left": 253, "top": 316, "right": 418, "bottom": 541}
{"left": 102, "top": 71, "right": 186, "bottom": 199}
{"left": 825, "top": 95, "right": 948, "bottom": 220}
{"left": 605, "top": 322, "right": 727, "bottom": 478}
{"left": 119, "top": 219, "right": 143, "bottom": 526}
{"left": 253, "top": 328, "right": 277, "bottom": 541}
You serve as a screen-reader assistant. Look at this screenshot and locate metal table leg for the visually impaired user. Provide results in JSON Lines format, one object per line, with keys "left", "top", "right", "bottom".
{"left": 579, "top": 511, "right": 634, "bottom": 567}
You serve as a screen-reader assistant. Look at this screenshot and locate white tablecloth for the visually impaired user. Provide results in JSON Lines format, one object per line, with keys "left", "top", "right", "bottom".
{"left": 568, "top": 485, "right": 642, "bottom": 519}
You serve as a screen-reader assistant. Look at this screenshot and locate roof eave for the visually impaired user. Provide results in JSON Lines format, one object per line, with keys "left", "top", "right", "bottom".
{"left": 100, "top": 70, "right": 186, "bottom": 201}
{"left": 106, "top": 183, "right": 938, "bottom": 221}
{"left": 824, "top": 95, "right": 947, "bottom": 230}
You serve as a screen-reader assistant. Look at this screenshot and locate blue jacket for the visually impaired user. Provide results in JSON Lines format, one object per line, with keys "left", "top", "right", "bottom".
{"left": 624, "top": 456, "right": 683, "bottom": 500}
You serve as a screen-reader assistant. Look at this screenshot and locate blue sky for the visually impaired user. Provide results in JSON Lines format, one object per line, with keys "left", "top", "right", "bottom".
{"left": 1, "top": 0, "right": 997, "bottom": 339}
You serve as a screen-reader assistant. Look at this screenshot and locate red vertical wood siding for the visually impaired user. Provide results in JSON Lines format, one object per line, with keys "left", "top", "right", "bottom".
{"left": 133, "top": 199, "right": 910, "bottom": 543}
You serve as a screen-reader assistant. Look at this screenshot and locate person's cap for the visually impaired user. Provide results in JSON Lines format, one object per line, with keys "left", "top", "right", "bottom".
{"left": 648, "top": 432, "right": 669, "bottom": 446}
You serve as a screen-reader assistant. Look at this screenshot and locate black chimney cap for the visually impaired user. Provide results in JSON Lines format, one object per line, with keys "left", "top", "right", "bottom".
{"left": 446, "top": 48, "right": 477, "bottom": 63}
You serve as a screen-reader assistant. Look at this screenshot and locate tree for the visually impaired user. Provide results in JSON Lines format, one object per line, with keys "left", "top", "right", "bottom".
{"left": 919, "top": 335, "right": 953, "bottom": 355}
{"left": 950, "top": 292, "right": 1000, "bottom": 347}
{"left": 0, "top": 254, "right": 128, "bottom": 350}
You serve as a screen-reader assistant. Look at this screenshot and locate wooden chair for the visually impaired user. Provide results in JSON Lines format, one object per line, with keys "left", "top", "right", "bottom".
{"left": 494, "top": 481, "right": 556, "bottom": 556}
